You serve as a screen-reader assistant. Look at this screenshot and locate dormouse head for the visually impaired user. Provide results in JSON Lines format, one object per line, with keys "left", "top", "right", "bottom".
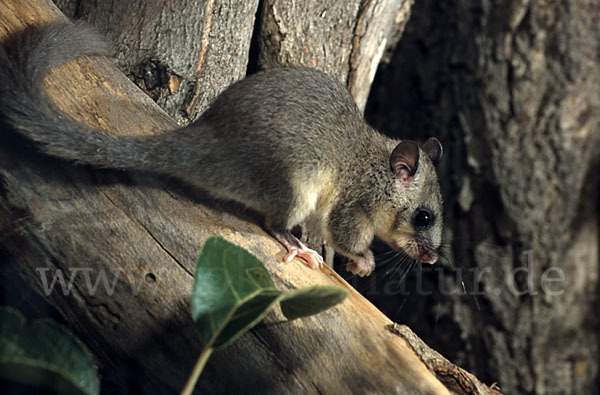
{"left": 377, "top": 137, "right": 444, "bottom": 264}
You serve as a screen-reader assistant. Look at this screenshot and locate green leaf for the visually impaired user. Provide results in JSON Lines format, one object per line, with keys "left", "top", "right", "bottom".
{"left": 191, "top": 237, "right": 348, "bottom": 350}
{"left": 0, "top": 307, "right": 100, "bottom": 395}
{"left": 191, "top": 237, "right": 282, "bottom": 350}
{"left": 280, "top": 285, "right": 349, "bottom": 320}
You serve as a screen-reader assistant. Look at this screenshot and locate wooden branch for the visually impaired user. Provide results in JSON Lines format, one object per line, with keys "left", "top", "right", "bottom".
{"left": 389, "top": 324, "right": 503, "bottom": 395}
{"left": 0, "top": 1, "right": 451, "bottom": 393}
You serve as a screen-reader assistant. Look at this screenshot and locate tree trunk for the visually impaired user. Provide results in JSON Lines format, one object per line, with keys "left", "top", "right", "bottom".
{"left": 256, "top": 0, "right": 412, "bottom": 112}
{"left": 55, "top": 0, "right": 259, "bottom": 124}
{"left": 0, "top": 0, "right": 496, "bottom": 394}
{"left": 365, "top": 1, "right": 600, "bottom": 394}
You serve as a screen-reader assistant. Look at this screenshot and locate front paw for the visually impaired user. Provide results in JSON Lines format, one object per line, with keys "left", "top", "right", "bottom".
{"left": 346, "top": 250, "right": 375, "bottom": 277}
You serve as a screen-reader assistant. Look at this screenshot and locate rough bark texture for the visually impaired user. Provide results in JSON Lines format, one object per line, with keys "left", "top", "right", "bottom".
{"left": 390, "top": 324, "right": 502, "bottom": 395}
{"left": 0, "top": 0, "right": 469, "bottom": 394}
{"left": 365, "top": 1, "right": 600, "bottom": 394}
{"left": 257, "top": 0, "right": 412, "bottom": 112}
{"left": 55, "top": 0, "right": 259, "bottom": 124}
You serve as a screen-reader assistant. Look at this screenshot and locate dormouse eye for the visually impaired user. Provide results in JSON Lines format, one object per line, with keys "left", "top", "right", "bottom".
{"left": 412, "top": 209, "right": 434, "bottom": 230}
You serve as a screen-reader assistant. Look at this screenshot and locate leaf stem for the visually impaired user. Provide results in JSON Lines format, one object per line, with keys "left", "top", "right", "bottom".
{"left": 181, "top": 346, "right": 214, "bottom": 395}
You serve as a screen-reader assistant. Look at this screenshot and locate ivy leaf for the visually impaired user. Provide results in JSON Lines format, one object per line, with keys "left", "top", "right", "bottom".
{"left": 191, "top": 237, "right": 348, "bottom": 350}
{"left": 280, "top": 285, "right": 349, "bottom": 320}
{"left": 0, "top": 307, "right": 100, "bottom": 395}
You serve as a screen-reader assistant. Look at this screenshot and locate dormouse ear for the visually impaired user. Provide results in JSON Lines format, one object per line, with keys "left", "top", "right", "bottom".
{"left": 390, "top": 141, "right": 420, "bottom": 183}
{"left": 421, "top": 137, "right": 443, "bottom": 164}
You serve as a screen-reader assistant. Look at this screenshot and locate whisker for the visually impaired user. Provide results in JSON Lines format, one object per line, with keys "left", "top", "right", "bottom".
{"left": 384, "top": 259, "right": 403, "bottom": 277}
{"left": 462, "top": 279, "right": 481, "bottom": 311}
{"left": 392, "top": 294, "right": 409, "bottom": 321}
{"left": 375, "top": 249, "right": 399, "bottom": 258}
{"left": 391, "top": 258, "right": 417, "bottom": 285}
{"left": 378, "top": 252, "right": 402, "bottom": 266}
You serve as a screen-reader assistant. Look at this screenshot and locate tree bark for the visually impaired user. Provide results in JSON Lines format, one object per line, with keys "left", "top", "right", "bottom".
{"left": 55, "top": 0, "right": 259, "bottom": 124}
{"left": 257, "top": 0, "right": 412, "bottom": 112}
{"left": 366, "top": 1, "right": 600, "bottom": 394}
{"left": 0, "top": 0, "right": 490, "bottom": 394}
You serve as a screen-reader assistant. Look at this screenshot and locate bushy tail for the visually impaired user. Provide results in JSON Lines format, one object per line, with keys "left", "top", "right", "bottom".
{"left": 0, "top": 22, "right": 153, "bottom": 169}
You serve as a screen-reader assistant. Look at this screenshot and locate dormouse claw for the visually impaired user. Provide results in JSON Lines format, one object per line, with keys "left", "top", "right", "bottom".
{"left": 272, "top": 230, "right": 325, "bottom": 270}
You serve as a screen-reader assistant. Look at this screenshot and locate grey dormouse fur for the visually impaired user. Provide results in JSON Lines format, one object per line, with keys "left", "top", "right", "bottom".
{"left": 0, "top": 22, "right": 444, "bottom": 277}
